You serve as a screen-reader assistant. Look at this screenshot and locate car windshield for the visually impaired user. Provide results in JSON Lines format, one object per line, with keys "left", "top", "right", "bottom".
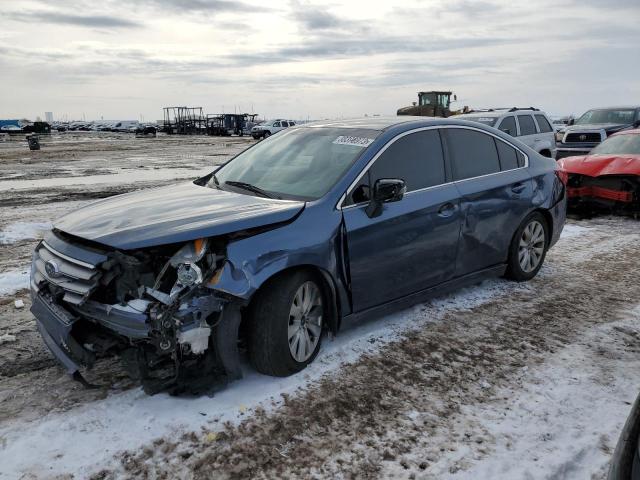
{"left": 590, "top": 134, "right": 640, "bottom": 155}
{"left": 213, "top": 127, "right": 380, "bottom": 200}
{"left": 575, "top": 109, "right": 636, "bottom": 125}
{"left": 464, "top": 116, "right": 498, "bottom": 127}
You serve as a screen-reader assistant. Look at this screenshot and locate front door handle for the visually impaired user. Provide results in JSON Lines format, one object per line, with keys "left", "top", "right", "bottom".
{"left": 437, "top": 202, "right": 456, "bottom": 217}
{"left": 511, "top": 182, "right": 526, "bottom": 194}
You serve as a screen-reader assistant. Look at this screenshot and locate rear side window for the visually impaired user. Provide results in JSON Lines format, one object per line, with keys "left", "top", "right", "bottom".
{"left": 517, "top": 115, "right": 537, "bottom": 136}
{"left": 369, "top": 130, "right": 446, "bottom": 192}
{"left": 281, "top": 121, "right": 289, "bottom": 127}
{"left": 498, "top": 116, "right": 517, "bottom": 136}
{"left": 446, "top": 129, "right": 501, "bottom": 180}
{"left": 535, "top": 115, "right": 553, "bottom": 133}
{"left": 495, "top": 139, "right": 520, "bottom": 170}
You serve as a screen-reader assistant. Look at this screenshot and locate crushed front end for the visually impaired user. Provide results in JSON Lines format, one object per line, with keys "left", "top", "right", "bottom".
{"left": 566, "top": 174, "right": 639, "bottom": 215}
{"left": 30, "top": 230, "right": 242, "bottom": 394}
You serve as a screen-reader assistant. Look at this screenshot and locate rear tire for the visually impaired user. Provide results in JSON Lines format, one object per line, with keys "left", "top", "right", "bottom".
{"left": 505, "top": 212, "right": 549, "bottom": 281}
{"left": 248, "top": 271, "right": 324, "bottom": 377}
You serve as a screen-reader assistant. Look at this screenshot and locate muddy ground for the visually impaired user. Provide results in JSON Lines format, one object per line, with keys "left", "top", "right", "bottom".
{"left": 0, "top": 133, "right": 639, "bottom": 479}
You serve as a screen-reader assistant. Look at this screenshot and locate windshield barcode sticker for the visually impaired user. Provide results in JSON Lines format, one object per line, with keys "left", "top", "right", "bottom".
{"left": 333, "top": 136, "right": 374, "bottom": 147}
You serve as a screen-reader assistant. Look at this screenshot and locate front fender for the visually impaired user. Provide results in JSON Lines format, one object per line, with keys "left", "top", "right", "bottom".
{"left": 206, "top": 207, "right": 350, "bottom": 317}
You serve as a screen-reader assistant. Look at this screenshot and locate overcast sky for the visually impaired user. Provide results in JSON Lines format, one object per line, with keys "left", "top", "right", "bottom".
{"left": 1, "top": 0, "right": 638, "bottom": 121}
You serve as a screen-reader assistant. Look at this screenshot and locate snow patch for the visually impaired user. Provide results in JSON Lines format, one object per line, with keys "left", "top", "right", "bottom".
{"left": 560, "top": 223, "right": 592, "bottom": 239}
{"left": 0, "top": 221, "right": 51, "bottom": 244}
{"left": 440, "top": 304, "right": 640, "bottom": 479}
{"left": 0, "top": 268, "right": 30, "bottom": 297}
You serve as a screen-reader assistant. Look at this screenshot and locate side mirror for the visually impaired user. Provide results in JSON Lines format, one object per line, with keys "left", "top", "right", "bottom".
{"left": 567, "top": 118, "right": 575, "bottom": 126}
{"left": 365, "top": 178, "right": 406, "bottom": 218}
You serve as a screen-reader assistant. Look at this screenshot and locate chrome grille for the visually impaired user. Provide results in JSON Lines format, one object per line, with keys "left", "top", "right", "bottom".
{"left": 564, "top": 132, "right": 602, "bottom": 143}
{"left": 33, "top": 241, "right": 102, "bottom": 305}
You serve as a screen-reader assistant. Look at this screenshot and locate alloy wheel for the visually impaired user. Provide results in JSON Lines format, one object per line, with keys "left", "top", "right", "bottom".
{"left": 288, "top": 281, "right": 323, "bottom": 362}
{"left": 518, "top": 220, "right": 545, "bottom": 273}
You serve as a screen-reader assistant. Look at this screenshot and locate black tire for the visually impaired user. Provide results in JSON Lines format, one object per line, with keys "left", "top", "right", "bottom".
{"left": 248, "top": 271, "right": 324, "bottom": 377}
{"left": 263, "top": 131, "right": 271, "bottom": 138}
{"left": 505, "top": 211, "right": 549, "bottom": 281}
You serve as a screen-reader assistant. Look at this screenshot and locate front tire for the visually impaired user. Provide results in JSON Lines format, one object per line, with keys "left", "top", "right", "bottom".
{"left": 248, "top": 271, "right": 324, "bottom": 377}
{"left": 263, "top": 131, "right": 271, "bottom": 138}
{"left": 505, "top": 212, "right": 548, "bottom": 281}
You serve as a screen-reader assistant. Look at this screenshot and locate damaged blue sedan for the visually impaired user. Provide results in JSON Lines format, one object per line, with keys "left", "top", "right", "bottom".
{"left": 30, "top": 117, "right": 566, "bottom": 394}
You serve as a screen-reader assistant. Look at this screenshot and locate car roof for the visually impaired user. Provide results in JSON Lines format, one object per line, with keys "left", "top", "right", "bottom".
{"left": 302, "top": 116, "right": 450, "bottom": 131}
{"left": 583, "top": 106, "right": 640, "bottom": 111}
{"left": 458, "top": 109, "right": 547, "bottom": 119}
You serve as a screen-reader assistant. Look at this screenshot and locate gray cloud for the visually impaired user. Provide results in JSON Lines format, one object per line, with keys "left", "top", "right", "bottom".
{"left": 224, "top": 33, "right": 520, "bottom": 66}
{"left": 132, "top": 0, "right": 254, "bottom": 14}
{"left": 4, "top": 10, "right": 142, "bottom": 28}
{"left": 290, "top": 4, "right": 346, "bottom": 30}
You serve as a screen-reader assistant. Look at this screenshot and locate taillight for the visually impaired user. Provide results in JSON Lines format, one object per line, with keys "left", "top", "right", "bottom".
{"left": 555, "top": 170, "right": 568, "bottom": 186}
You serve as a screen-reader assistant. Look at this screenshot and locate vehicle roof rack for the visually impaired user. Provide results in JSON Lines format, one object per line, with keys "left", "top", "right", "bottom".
{"left": 508, "top": 107, "right": 540, "bottom": 112}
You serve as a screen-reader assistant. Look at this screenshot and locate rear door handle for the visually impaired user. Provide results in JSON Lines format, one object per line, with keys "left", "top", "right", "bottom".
{"left": 511, "top": 182, "right": 526, "bottom": 194}
{"left": 437, "top": 202, "right": 456, "bottom": 217}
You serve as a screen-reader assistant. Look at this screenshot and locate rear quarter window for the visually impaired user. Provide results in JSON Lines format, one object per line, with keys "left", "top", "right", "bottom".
{"left": 446, "top": 128, "right": 501, "bottom": 180}
{"left": 517, "top": 115, "right": 537, "bottom": 136}
{"left": 497, "top": 116, "right": 517, "bottom": 136}
{"left": 535, "top": 115, "right": 553, "bottom": 133}
{"left": 495, "top": 139, "right": 520, "bottom": 170}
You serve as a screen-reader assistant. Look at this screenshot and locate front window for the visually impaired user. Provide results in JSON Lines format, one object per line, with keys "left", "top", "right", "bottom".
{"left": 575, "top": 109, "right": 636, "bottom": 125}
{"left": 213, "top": 127, "right": 380, "bottom": 200}
{"left": 590, "top": 134, "right": 640, "bottom": 155}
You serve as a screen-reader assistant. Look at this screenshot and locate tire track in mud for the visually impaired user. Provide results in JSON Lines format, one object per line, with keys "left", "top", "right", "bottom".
{"left": 93, "top": 219, "right": 640, "bottom": 480}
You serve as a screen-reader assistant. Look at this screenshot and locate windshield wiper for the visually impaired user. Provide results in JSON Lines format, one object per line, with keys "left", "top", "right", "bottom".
{"left": 225, "top": 181, "right": 279, "bottom": 199}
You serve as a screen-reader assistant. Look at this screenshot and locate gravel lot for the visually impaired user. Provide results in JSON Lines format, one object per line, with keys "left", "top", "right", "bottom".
{"left": 0, "top": 133, "right": 638, "bottom": 479}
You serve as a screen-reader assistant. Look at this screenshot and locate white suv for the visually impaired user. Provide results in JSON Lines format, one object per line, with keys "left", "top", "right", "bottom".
{"left": 457, "top": 108, "right": 557, "bottom": 158}
{"left": 251, "top": 119, "right": 296, "bottom": 139}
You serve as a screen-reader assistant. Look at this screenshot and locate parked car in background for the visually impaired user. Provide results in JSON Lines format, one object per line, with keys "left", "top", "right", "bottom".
{"left": 556, "top": 106, "right": 640, "bottom": 159}
{"left": 251, "top": 119, "right": 296, "bottom": 139}
{"left": 550, "top": 115, "right": 575, "bottom": 132}
{"left": 30, "top": 117, "right": 566, "bottom": 394}
{"left": 557, "top": 128, "right": 640, "bottom": 214}
{"left": 457, "top": 108, "right": 557, "bottom": 158}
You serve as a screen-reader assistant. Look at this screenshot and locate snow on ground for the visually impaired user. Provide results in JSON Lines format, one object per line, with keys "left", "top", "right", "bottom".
{"left": 0, "top": 167, "right": 212, "bottom": 191}
{"left": 559, "top": 222, "right": 593, "bottom": 238}
{"left": 0, "top": 221, "right": 51, "bottom": 244}
{"left": 0, "top": 268, "right": 29, "bottom": 297}
{"left": 426, "top": 304, "right": 640, "bottom": 480}
{"left": 0, "top": 278, "right": 517, "bottom": 479}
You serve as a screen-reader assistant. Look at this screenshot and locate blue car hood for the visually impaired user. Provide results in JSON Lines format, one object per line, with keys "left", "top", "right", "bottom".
{"left": 54, "top": 182, "right": 305, "bottom": 250}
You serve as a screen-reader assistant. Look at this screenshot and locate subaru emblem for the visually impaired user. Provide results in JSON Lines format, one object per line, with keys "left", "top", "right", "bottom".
{"left": 45, "top": 260, "right": 61, "bottom": 278}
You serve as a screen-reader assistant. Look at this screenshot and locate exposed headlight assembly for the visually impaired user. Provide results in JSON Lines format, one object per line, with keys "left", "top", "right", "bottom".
{"left": 148, "top": 239, "right": 211, "bottom": 301}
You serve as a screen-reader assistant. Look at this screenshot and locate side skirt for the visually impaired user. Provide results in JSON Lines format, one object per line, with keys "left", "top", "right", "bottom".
{"left": 341, "top": 264, "right": 506, "bottom": 326}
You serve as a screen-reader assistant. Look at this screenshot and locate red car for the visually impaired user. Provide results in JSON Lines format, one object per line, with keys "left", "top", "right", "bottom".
{"left": 557, "top": 128, "right": 640, "bottom": 213}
